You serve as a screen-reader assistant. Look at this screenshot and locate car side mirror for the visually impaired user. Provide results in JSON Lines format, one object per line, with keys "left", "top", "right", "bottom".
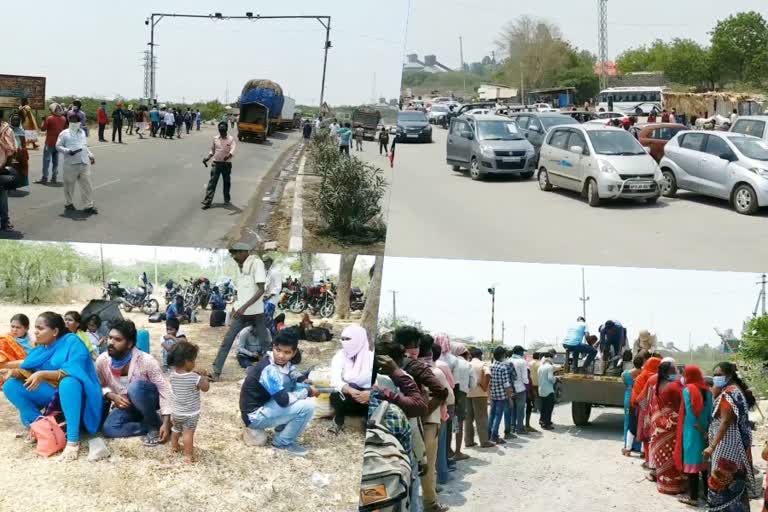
{"left": 569, "top": 145, "right": 584, "bottom": 155}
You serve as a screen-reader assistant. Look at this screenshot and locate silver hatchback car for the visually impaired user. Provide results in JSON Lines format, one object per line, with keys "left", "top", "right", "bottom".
{"left": 537, "top": 125, "right": 663, "bottom": 206}
{"left": 660, "top": 131, "right": 768, "bottom": 215}
{"left": 446, "top": 114, "right": 536, "bottom": 180}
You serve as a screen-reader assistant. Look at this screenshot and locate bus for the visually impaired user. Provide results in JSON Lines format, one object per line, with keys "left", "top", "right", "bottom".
{"left": 597, "top": 86, "right": 666, "bottom": 115}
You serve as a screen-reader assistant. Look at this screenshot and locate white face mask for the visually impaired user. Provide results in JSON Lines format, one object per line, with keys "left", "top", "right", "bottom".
{"left": 69, "top": 122, "right": 80, "bottom": 132}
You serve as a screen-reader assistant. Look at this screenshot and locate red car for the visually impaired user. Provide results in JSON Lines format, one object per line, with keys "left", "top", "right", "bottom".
{"left": 629, "top": 122, "right": 686, "bottom": 162}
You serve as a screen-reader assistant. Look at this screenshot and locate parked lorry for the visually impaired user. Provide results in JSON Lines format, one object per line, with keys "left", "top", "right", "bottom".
{"left": 556, "top": 372, "right": 624, "bottom": 426}
{"left": 352, "top": 107, "right": 382, "bottom": 140}
{"left": 237, "top": 102, "right": 269, "bottom": 142}
{"left": 239, "top": 79, "right": 296, "bottom": 136}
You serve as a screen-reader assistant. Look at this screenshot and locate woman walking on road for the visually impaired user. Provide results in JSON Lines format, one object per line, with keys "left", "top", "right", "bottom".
{"left": 704, "top": 362, "right": 758, "bottom": 512}
{"left": 649, "top": 361, "right": 686, "bottom": 495}
{"left": 621, "top": 354, "right": 644, "bottom": 456}
{"left": 674, "top": 365, "right": 712, "bottom": 507}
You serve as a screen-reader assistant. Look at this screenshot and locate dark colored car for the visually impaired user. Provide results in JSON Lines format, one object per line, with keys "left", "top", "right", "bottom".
{"left": 446, "top": 102, "right": 498, "bottom": 125}
{"left": 564, "top": 110, "right": 599, "bottom": 123}
{"left": 396, "top": 110, "right": 432, "bottom": 143}
{"left": 508, "top": 112, "right": 580, "bottom": 164}
{"left": 629, "top": 122, "right": 686, "bottom": 162}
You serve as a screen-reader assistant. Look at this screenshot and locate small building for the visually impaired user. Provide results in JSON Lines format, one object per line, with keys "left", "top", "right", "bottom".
{"left": 664, "top": 91, "right": 766, "bottom": 118}
{"left": 526, "top": 87, "right": 577, "bottom": 108}
{"left": 478, "top": 83, "right": 518, "bottom": 101}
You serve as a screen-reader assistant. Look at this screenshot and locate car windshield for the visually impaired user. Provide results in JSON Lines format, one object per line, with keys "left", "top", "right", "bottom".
{"left": 431, "top": 105, "right": 448, "bottom": 112}
{"left": 399, "top": 112, "right": 427, "bottom": 122}
{"left": 728, "top": 136, "right": 768, "bottom": 161}
{"left": 587, "top": 130, "right": 646, "bottom": 155}
{"left": 540, "top": 116, "right": 579, "bottom": 130}
{"left": 477, "top": 120, "right": 523, "bottom": 141}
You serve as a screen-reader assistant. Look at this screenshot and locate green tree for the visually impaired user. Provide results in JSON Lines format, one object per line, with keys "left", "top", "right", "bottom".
{"left": 615, "top": 39, "right": 671, "bottom": 74}
{"left": 665, "top": 39, "right": 718, "bottom": 89}
{"left": 710, "top": 11, "right": 768, "bottom": 85}
{"left": 740, "top": 315, "right": 768, "bottom": 362}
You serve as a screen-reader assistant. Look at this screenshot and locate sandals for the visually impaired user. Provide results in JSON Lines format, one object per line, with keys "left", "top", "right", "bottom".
{"left": 677, "top": 497, "right": 698, "bottom": 507}
{"left": 57, "top": 442, "right": 80, "bottom": 462}
{"left": 142, "top": 431, "right": 161, "bottom": 447}
{"left": 16, "top": 429, "right": 35, "bottom": 444}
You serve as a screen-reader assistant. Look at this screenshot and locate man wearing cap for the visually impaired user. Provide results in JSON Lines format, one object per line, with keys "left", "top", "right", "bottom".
{"left": 201, "top": 121, "right": 236, "bottom": 210}
{"left": 111, "top": 102, "right": 125, "bottom": 144}
{"left": 211, "top": 243, "right": 268, "bottom": 380}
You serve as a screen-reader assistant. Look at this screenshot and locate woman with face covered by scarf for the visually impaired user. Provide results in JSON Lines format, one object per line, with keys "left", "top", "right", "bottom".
{"left": 632, "top": 356, "right": 661, "bottom": 468}
{"left": 674, "top": 365, "right": 712, "bottom": 506}
{"left": 328, "top": 324, "right": 373, "bottom": 434}
{"left": 649, "top": 361, "right": 686, "bottom": 495}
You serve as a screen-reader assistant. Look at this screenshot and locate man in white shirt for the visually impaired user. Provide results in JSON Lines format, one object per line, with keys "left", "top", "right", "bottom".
{"left": 164, "top": 108, "right": 176, "bottom": 139}
{"left": 730, "top": 109, "right": 738, "bottom": 127}
{"left": 211, "top": 243, "right": 267, "bottom": 380}
{"left": 505, "top": 345, "right": 529, "bottom": 437}
{"left": 537, "top": 351, "right": 557, "bottom": 430}
{"left": 262, "top": 255, "right": 282, "bottom": 335}
{"left": 56, "top": 113, "right": 97, "bottom": 215}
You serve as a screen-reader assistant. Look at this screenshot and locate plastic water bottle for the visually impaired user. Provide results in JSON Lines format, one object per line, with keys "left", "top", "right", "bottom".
{"left": 137, "top": 329, "right": 150, "bottom": 354}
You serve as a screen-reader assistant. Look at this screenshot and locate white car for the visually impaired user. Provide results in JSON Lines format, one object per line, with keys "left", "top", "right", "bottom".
{"left": 537, "top": 124, "right": 663, "bottom": 206}
{"left": 531, "top": 103, "right": 553, "bottom": 112}
{"left": 585, "top": 112, "right": 629, "bottom": 126}
{"left": 465, "top": 108, "right": 494, "bottom": 116}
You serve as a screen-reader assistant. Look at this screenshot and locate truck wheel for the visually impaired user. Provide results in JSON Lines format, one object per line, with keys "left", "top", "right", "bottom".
{"left": 572, "top": 402, "right": 592, "bottom": 426}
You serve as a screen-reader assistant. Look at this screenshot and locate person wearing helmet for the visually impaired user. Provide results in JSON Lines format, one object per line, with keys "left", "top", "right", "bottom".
{"left": 201, "top": 121, "right": 236, "bottom": 209}
{"left": 111, "top": 101, "right": 125, "bottom": 144}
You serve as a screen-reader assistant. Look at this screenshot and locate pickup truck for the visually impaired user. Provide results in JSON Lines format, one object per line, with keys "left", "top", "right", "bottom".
{"left": 352, "top": 108, "right": 382, "bottom": 140}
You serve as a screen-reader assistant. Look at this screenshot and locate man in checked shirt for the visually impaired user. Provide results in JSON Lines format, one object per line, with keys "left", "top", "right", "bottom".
{"left": 201, "top": 121, "right": 236, "bottom": 210}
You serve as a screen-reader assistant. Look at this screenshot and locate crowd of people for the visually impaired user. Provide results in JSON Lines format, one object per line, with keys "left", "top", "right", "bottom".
{"left": 306, "top": 116, "right": 396, "bottom": 168}
{"left": 360, "top": 320, "right": 768, "bottom": 512}
{"left": 0, "top": 245, "right": 375, "bottom": 463}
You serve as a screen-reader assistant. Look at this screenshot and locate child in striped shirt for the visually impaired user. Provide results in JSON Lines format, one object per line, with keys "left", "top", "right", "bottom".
{"left": 167, "top": 341, "right": 209, "bottom": 463}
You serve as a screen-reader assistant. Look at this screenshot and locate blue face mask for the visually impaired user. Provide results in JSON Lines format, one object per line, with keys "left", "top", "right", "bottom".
{"left": 667, "top": 375, "right": 678, "bottom": 382}
{"left": 713, "top": 376, "right": 727, "bottom": 388}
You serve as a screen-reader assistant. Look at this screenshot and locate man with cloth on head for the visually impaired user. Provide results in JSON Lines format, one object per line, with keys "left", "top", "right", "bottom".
{"left": 201, "top": 121, "right": 236, "bottom": 210}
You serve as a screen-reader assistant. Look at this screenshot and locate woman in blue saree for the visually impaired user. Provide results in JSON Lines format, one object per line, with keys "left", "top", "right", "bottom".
{"left": 0, "top": 312, "right": 103, "bottom": 461}
{"left": 621, "top": 353, "right": 644, "bottom": 456}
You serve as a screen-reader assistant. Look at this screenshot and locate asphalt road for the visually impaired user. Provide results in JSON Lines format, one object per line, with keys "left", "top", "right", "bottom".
{"left": 3, "top": 126, "right": 299, "bottom": 247}
{"left": 383, "top": 128, "right": 768, "bottom": 273}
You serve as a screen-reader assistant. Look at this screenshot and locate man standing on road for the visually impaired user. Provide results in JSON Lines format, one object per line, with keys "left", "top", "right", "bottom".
{"left": 111, "top": 102, "right": 125, "bottom": 144}
{"left": 262, "top": 255, "right": 281, "bottom": 336}
{"left": 163, "top": 107, "right": 175, "bottom": 139}
{"left": 378, "top": 126, "right": 390, "bottom": 155}
{"left": 125, "top": 105, "right": 135, "bottom": 136}
{"left": 150, "top": 106, "right": 160, "bottom": 137}
{"left": 201, "top": 121, "right": 236, "bottom": 210}
{"left": 97, "top": 101, "right": 109, "bottom": 142}
{"left": 537, "top": 351, "right": 557, "bottom": 430}
{"left": 38, "top": 103, "right": 67, "bottom": 185}
{"left": 338, "top": 122, "right": 353, "bottom": 156}
{"left": 211, "top": 244, "right": 268, "bottom": 381}
{"left": 56, "top": 113, "right": 98, "bottom": 215}
{"left": 354, "top": 125, "right": 364, "bottom": 151}
{"left": 302, "top": 120, "right": 312, "bottom": 140}
{"left": 196, "top": 110, "right": 202, "bottom": 131}
{"left": 505, "top": 345, "right": 529, "bottom": 437}
{"left": 562, "top": 316, "right": 596, "bottom": 373}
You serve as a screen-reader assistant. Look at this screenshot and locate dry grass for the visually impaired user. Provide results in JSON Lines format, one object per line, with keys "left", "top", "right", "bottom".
{"left": 0, "top": 301, "right": 366, "bottom": 512}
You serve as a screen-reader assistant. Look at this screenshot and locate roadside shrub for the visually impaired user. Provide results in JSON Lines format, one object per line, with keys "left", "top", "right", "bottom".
{"left": 308, "top": 137, "right": 387, "bottom": 243}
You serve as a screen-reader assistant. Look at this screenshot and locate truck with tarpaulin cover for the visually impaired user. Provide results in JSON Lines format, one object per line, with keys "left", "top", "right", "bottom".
{"left": 352, "top": 107, "right": 382, "bottom": 140}
{"left": 239, "top": 80, "right": 296, "bottom": 137}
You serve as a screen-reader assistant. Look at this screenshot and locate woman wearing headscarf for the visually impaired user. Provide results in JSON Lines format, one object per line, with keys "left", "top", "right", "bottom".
{"left": 704, "top": 362, "right": 758, "bottom": 512}
{"left": 328, "top": 324, "right": 373, "bottom": 434}
{"left": 632, "top": 356, "right": 661, "bottom": 467}
{"left": 8, "top": 112, "right": 29, "bottom": 190}
{"left": 621, "top": 353, "right": 644, "bottom": 456}
{"left": 675, "top": 365, "right": 712, "bottom": 506}
{"left": 649, "top": 361, "right": 686, "bottom": 494}
{"left": 0, "top": 312, "right": 103, "bottom": 462}
{"left": 449, "top": 342, "right": 475, "bottom": 462}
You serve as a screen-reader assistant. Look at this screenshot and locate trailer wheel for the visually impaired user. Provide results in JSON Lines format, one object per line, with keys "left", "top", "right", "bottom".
{"left": 572, "top": 402, "right": 592, "bottom": 426}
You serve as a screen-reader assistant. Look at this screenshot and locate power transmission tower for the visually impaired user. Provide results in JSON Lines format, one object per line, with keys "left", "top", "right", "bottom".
{"left": 579, "top": 267, "right": 590, "bottom": 320}
{"left": 141, "top": 50, "right": 157, "bottom": 100}
{"left": 753, "top": 273, "right": 767, "bottom": 318}
{"left": 597, "top": 0, "right": 609, "bottom": 91}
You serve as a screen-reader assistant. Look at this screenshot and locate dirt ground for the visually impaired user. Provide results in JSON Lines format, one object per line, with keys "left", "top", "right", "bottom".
{"left": 439, "top": 404, "right": 766, "bottom": 512}
{"left": 0, "top": 301, "right": 366, "bottom": 512}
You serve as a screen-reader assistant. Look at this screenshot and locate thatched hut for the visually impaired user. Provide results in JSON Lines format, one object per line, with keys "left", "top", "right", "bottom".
{"left": 664, "top": 91, "right": 766, "bottom": 118}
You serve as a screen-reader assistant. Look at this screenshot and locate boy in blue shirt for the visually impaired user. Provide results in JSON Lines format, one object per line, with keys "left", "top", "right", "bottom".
{"left": 337, "top": 122, "right": 353, "bottom": 156}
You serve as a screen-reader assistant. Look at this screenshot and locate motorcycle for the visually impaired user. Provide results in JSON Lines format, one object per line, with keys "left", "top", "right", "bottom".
{"left": 183, "top": 277, "right": 212, "bottom": 309}
{"left": 305, "top": 282, "right": 335, "bottom": 318}
{"left": 214, "top": 277, "right": 236, "bottom": 304}
{"left": 350, "top": 287, "right": 366, "bottom": 311}
{"left": 103, "top": 277, "right": 159, "bottom": 315}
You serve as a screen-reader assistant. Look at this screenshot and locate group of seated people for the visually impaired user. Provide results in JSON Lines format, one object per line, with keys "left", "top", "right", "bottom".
{"left": 0, "top": 311, "right": 376, "bottom": 463}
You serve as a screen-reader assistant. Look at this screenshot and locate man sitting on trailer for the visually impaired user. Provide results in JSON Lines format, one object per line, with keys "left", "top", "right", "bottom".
{"left": 561, "top": 317, "right": 597, "bottom": 374}
{"left": 599, "top": 320, "right": 627, "bottom": 370}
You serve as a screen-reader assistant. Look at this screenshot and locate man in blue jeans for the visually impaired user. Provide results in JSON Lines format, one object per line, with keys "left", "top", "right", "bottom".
{"left": 562, "top": 316, "right": 597, "bottom": 373}
{"left": 96, "top": 320, "right": 172, "bottom": 446}
{"left": 487, "top": 346, "right": 514, "bottom": 444}
{"left": 599, "top": 320, "right": 627, "bottom": 371}
{"left": 239, "top": 329, "right": 318, "bottom": 456}
{"left": 505, "top": 345, "right": 529, "bottom": 436}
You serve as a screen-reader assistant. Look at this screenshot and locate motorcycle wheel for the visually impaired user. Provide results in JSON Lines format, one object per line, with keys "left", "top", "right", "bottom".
{"left": 122, "top": 302, "right": 133, "bottom": 313}
{"left": 144, "top": 299, "right": 160, "bottom": 315}
{"left": 320, "top": 300, "right": 336, "bottom": 319}
{"left": 290, "top": 299, "right": 307, "bottom": 314}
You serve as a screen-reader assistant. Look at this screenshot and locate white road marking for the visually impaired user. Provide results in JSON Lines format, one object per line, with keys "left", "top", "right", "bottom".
{"left": 288, "top": 155, "right": 306, "bottom": 252}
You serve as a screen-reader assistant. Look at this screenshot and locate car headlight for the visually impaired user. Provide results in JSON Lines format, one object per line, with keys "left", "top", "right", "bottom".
{"left": 749, "top": 167, "right": 768, "bottom": 179}
{"left": 598, "top": 159, "right": 619, "bottom": 175}
{"left": 479, "top": 145, "right": 495, "bottom": 158}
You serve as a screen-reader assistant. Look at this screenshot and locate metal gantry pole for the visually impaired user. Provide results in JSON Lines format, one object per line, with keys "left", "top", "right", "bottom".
{"left": 319, "top": 17, "right": 332, "bottom": 110}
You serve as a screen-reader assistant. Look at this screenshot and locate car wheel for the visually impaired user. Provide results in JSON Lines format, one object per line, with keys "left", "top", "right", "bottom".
{"left": 661, "top": 169, "right": 678, "bottom": 197}
{"left": 451, "top": 165, "right": 462, "bottom": 172}
{"left": 732, "top": 183, "right": 759, "bottom": 215}
{"left": 469, "top": 158, "right": 483, "bottom": 181}
{"left": 586, "top": 179, "right": 601, "bottom": 206}
{"left": 538, "top": 168, "right": 553, "bottom": 191}
{"left": 428, "top": 133, "right": 433, "bottom": 143}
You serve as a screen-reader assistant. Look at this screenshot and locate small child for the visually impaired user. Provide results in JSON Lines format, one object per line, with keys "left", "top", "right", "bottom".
{"left": 64, "top": 311, "right": 95, "bottom": 354}
{"left": 167, "top": 341, "right": 209, "bottom": 463}
{"left": 9, "top": 314, "right": 32, "bottom": 352}
{"left": 161, "top": 318, "right": 187, "bottom": 372}
{"left": 85, "top": 314, "right": 108, "bottom": 357}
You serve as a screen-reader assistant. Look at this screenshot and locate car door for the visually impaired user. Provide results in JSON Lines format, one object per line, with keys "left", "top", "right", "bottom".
{"left": 452, "top": 120, "right": 473, "bottom": 164}
{"left": 699, "top": 134, "right": 736, "bottom": 199}
{"left": 543, "top": 128, "right": 570, "bottom": 185}
{"left": 527, "top": 117, "right": 546, "bottom": 149}
{"left": 446, "top": 118, "right": 464, "bottom": 163}
{"left": 672, "top": 132, "right": 707, "bottom": 190}
{"left": 562, "top": 130, "right": 589, "bottom": 191}
{"left": 515, "top": 115, "right": 530, "bottom": 140}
